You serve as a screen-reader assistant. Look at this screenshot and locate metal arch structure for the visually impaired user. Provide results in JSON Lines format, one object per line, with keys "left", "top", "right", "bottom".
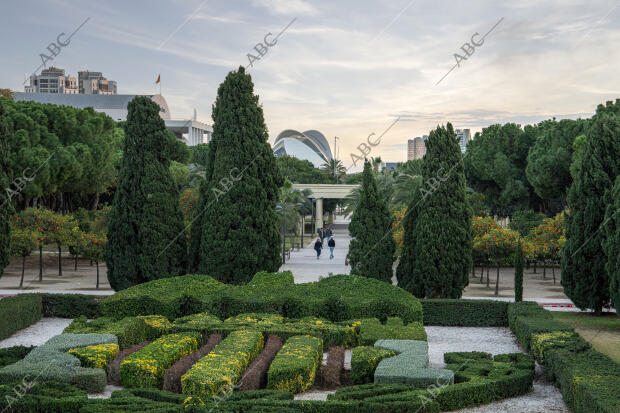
{"left": 273, "top": 129, "right": 333, "bottom": 164}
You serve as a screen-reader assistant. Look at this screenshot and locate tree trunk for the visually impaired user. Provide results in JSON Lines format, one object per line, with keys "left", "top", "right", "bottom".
{"left": 494, "top": 265, "right": 500, "bottom": 296}
{"left": 39, "top": 245, "right": 43, "bottom": 282}
{"left": 526, "top": 259, "right": 530, "bottom": 270}
{"left": 88, "top": 193, "right": 100, "bottom": 210}
{"left": 96, "top": 261, "right": 100, "bottom": 289}
{"left": 471, "top": 265, "right": 475, "bottom": 278}
{"left": 552, "top": 265, "right": 556, "bottom": 284}
{"left": 533, "top": 261, "right": 537, "bottom": 274}
{"left": 58, "top": 245, "right": 63, "bottom": 276}
{"left": 90, "top": 259, "right": 93, "bottom": 267}
{"left": 480, "top": 265, "right": 484, "bottom": 283}
{"left": 542, "top": 262, "right": 546, "bottom": 279}
{"left": 486, "top": 265, "right": 490, "bottom": 288}
{"left": 20, "top": 255, "right": 26, "bottom": 288}
{"left": 74, "top": 253, "right": 78, "bottom": 271}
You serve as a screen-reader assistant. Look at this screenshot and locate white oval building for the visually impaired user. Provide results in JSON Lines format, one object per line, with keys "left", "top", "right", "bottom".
{"left": 273, "top": 129, "right": 333, "bottom": 167}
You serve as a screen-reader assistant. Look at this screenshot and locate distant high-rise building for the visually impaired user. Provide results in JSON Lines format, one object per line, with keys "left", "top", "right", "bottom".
{"left": 455, "top": 128, "right": 470, "bottom": 153}
{"left": 381, "top": 162, "right": 399, "bottom": 172}
{"left": 407, "top": 136, "right": 427, "bottom": 160}
{"left": 25, "top": 67, "right": 117, "bottom": 95}
{"left": 25, "top": 67, "right": 78, "bottom": 94}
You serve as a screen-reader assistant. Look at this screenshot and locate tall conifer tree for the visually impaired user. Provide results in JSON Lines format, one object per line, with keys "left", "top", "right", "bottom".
{"left": 105, "top": 97, "right": 186, "bottom": 290}
{"left": 348, "top": 159, "right": 395, "bottom": 283}
{"left": 0, "top": 100, "right": 13, "bottom": 277}
{"left": 398, "top": 123, "right": 471, "bottom": 298}
{"left": 604, "top": 177, "right": 620, "bottom": 310}
{"left": 562, "top": 101, "right": 620, "bottom": 313}
{"left": 196, "top": 67, "right": 283, "bottom": 284}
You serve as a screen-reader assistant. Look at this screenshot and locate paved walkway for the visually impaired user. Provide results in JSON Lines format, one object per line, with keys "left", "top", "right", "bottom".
{"left": 281, "top": 216, "right": 351, "bottom": 283}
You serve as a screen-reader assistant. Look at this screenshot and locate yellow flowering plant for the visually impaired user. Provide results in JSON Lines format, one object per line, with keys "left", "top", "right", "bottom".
{"left": 68, "top": 343, "right": 120, "bottom": 369}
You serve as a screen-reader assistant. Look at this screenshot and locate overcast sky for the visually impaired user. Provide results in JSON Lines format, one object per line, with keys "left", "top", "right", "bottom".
{"left": 2, "top": 0, "right": 619, "bottom": 169}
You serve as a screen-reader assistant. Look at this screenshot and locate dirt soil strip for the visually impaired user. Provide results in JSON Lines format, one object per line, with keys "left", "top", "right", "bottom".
{"left": 238, "top": 335, "right": 283, "bottom": 391}
{"left": 163, "top": 333, "right": 223, "bottom": 393}
{"left": 107, "top": 340, "right": 152, "bottom": 385}
{"left": 317, "top": 346, "right": 344, "bottom": 388}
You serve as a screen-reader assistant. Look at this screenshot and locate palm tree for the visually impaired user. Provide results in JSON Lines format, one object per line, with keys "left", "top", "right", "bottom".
{"left": 321, "top": 159, "right": 347, "bottom": 183}
{"left": 392, "top": 159, "right": 423, "bottom": 207}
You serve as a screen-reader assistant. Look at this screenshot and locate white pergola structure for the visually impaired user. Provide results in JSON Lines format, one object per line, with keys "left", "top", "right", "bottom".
{"left": 292, "top": 183, "right": 359, "bottom": 230}
{"left": 164, "top": 119, "right": 212, "bottom": 146}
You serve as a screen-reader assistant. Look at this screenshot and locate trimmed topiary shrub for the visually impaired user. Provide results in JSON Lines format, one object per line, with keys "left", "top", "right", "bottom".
{"left": 0, "top": 294, "right": 42, "bottom": 340}
{"left": 101, "top": 273, "right": 423, "bottom": 325}
{"left": 512, "top": 317, "right": 573, "bottom": 351}
{"left": 0, "top": 380, "right": 87, "bottom": 413}
{"left": 0, "top": 346, "right": 34, "bottom": 368}
{"left": 420, "top": 299, "right": 509, "bottom": 326}
{"left": 351, "top": 346, "right": 396, "bottom": 385}
{"left": 267, "top": 335, "right": 323, "bottom": 393}
{"left": 239, "top": 335, "right": 283, "bottom": 391}
{"left": 68, "top": 343, "right": 120, "bottom": 369}
{"left": 182, "top": 329, "right": 264, "bottom": 404}
{"left": 530, "top": 331, "right": 590, "bottom": 364}
{"left": 65, "top": 315, "right": 171, "bottom": 349}
{"left": 162, "top": 334, "right": 222, "bottom": 394}
{"left": 108, "top": 340, "right": 152, "bottom": 385}
{"left": 40, "top": 293, "right": 101, "bottom": 318}
{"left": 121, "top": 332, "right": 201, "bottom": 388}
{"left": 0, "top": 333, "right": 116, "bottom": 392}
{"left": 507, "top": 301, "right": 551, "bottom": 331}
{"left": 358, "top": 317, "right": 426, "bottom": 345}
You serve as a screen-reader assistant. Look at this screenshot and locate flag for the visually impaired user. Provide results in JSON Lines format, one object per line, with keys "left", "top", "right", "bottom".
{"left": 155, "top": 74, "right": 161, "bottom": 84}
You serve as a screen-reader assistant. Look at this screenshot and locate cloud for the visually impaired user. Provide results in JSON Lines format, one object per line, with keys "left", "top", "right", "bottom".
{"left": 252, "top": 0, "right": 317, "bottom": 16}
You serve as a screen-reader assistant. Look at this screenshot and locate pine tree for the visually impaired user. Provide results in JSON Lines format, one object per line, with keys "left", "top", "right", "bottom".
{"left": 105, "top": 97, "right": 187, "bottom": 290}
{"left": 604, "top": 177, "right": 620, "bottom": 310}
{"left": 195, "top": 67, "right": 283, "bottom": 284}
{"left": 398, "top": 123, "right": 472, "bottom": 298}
{"left": 562, "top": 101, "right": 620, "bottom": 313}
{"left": 348, "top": 160, "right": 396, "bottom": 282}
{"left": 514, "top": 238, "right": 524, "bottom": 302}
{"left": 0, "top": 99, "right": 13, "bottom": 277}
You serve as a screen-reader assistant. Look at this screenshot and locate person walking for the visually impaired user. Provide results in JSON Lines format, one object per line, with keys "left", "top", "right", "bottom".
{"left": 328, "top": 237, "right": 335, "bottom": 259}
{"left": 317, "top": 227, "right": 324, "bottom": 243}
{"left": 314, "top": 238, "right": 323, "bottom": 260}
{"left": 325, "top": 227, "right": 333, "bottom": 241}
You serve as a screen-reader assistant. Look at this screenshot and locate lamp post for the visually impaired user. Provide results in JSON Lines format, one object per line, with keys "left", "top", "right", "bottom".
{"left": 276, "top": 202, "right": 304, "bottom": 264}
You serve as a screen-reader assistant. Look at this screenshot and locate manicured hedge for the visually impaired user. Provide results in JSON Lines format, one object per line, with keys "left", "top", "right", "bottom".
{"left": 182, "top": 329, "right": 264, "bottom": 404}
{"left": 420, "top": 299, "right": 509, "bottom": 326}
{"left": 173, "top": 312, "right": 357, "bottom": 348}
{"left": 0, "top": 346, "right": 34, "bottom": 367}
{"left": 163, "top": 333, "right": 223, "bottom": 393}
{"left": 350, "top": 346, "right": 395, "bottom": 385}
{"left": 507, "top": 302, "right": 620, "bottom": 413}
{"left": 0, "top": 333, "right": 117, "bottom": 392}
{"left": 39, "top": 293, "right": 102, "bottom": 318}
{"left": 358, "top": 317, "right": 426, "bottom": 345}
{"left": 239, "top": 335, "right": 283, "bottom": 391}
{"left": 267, "top": 335, "right": 323, "bottom": 393}
{"left": 65, "top": 315, "right": 172, "bottom": 349}
{"left": 0, "top": 380, "right": 87, "bottom": 413}
{"left": 68, "top": 343, "right": 119, "bottom": 369}
{"left": 101, "top": 273, "right": 423, "bottom": 324}
{"left": 0, "top": 294, "right": 42, "bottom": 340}
{"left": 120, "top": 332, "right": 200, "bottom": 388}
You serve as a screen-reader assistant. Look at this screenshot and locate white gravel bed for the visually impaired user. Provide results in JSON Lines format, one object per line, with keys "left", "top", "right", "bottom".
{"left": 88, "top": 384, "right": 123, "bottom": 399}
{"left": 294, "top": 389, "right": 335, "bottom": 401}
{"left": 0, "top": 317, "right": 72, "bottom": 348}
{"left": 425, "top": 326, "right": 522, "bottom": 368}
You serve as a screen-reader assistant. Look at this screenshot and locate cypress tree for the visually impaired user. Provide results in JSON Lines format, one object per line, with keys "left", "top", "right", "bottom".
{"left": 0, "top": 99, "right": 13, "bottom": 277}
{"left": 398, "top": 123, "right": 471, "bottom": 298}
{"left": 105, "top": 97, "right": 187, "bottom": 290}
{"left": 348, "top": 159, "right": 396, "bottom": 283}
{"left": 604, "top": 177, "right": 620, "bottom": 310}
{"left": 514, "top": 238, "right": 524, "bottom": 302}
{"left": 562, "top": 101, "right": 620, "bottom": 313}
{"left": 196, "top": 67, "right": 283, "bottom": 284}
{"left": 396, "top": 178, "right": 424, "bottom": 296}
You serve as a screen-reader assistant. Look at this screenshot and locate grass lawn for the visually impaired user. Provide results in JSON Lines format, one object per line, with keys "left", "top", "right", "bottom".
{"left": 552, "top": 311, "right": 620, "bottom": 362}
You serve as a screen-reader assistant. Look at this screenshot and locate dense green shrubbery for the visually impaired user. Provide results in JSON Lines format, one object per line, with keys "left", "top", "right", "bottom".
{"left": 182, "top": 330, "right": 264, "bottom": 404}
{"left": 0, "top": 294, "right": 42, "bottom": 340}
{"left": 507, "top": 302, "right": 620, "bottom": 413}
{"left": 68, "top": 343, "right": 119, "bottom": 370}
{"left": 267, "top": 335, "right": 323, "bottom": 393}
{"left": 0, "top": 346, "right": 34, "bottom": 367}
{"left": 0, "top": 380, "right": 87, "bottom": 413}
{"left": 101, "top": 273, "right": 423, "bottom": 324}
{"left": 350, "top": 347, "right": 395, "bottom": 384}
{"left": 0, "top": 333, "right": 116, "bottom": 392}
{"left": 420, "top": 299, "right": 509, "bottom": 326}
{"left": 121, "top": 332, "right": 200, "bottom": 388}
{"left": 173, "top": 312, "right": 357, "bottom": 349}
{"left": 39, "top": 293, "right": 102, "bottom": 318}
{"left": 358, "top": 317, "right": 426, "bottom": 345}
{"left": 65, "top": 315, "right": 171, "bottom": 349}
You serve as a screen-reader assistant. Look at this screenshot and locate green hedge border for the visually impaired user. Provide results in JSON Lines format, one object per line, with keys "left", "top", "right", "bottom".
{"left": 0, "top": 295, "right": 42, "bottom": 340}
